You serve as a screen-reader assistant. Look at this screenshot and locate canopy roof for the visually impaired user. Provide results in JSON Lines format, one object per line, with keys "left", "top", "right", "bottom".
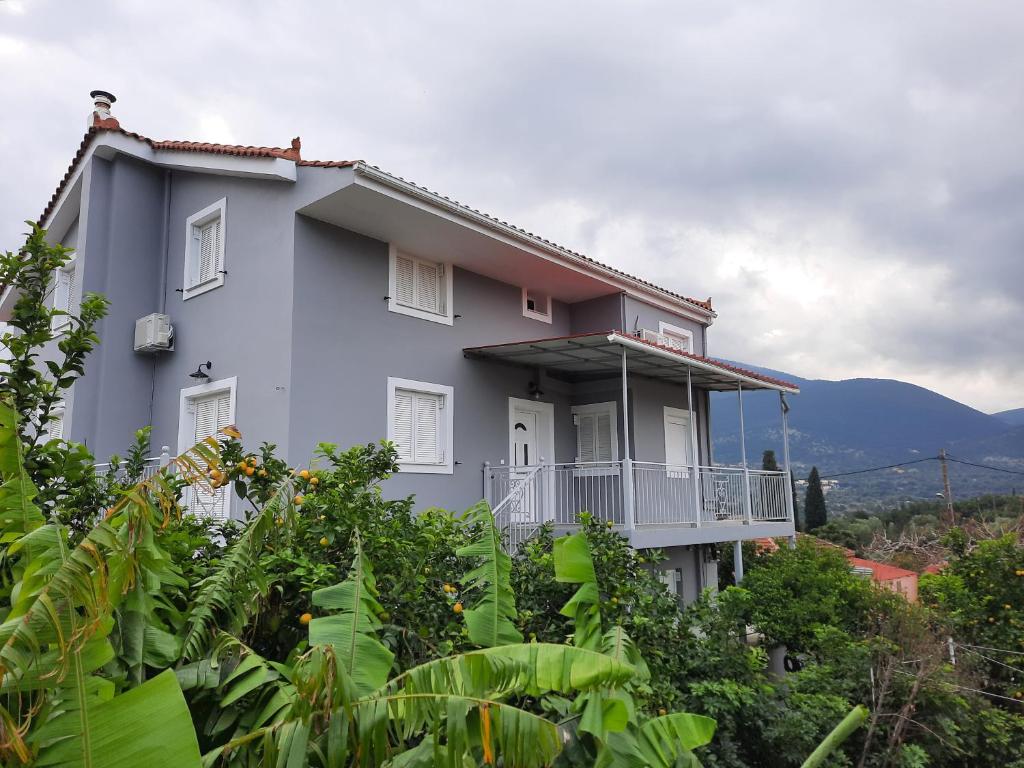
{"left": 464, "top": 331, "right": 800, "bottom": 393}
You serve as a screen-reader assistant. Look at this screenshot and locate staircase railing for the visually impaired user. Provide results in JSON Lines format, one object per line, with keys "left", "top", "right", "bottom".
{"left": 490, "top": 464, "right": 546, "bottom": 553}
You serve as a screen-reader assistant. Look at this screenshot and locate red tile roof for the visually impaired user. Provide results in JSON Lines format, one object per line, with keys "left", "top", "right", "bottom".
{"left": 37, "top": 124, "right": 713, "bottom": 317}
{"left": 848, "top": 556, "right": 918, "bottom": 582}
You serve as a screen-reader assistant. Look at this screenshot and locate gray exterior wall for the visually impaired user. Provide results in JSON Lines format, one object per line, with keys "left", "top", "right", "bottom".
{"left": 623, "top": 295, "right": 706, "bottom": 356}
{"left": 569, "top": 293, "right": 623, "bottom": 333}
{"left": 67, "top": 156, "right": 298, "bottom": 464}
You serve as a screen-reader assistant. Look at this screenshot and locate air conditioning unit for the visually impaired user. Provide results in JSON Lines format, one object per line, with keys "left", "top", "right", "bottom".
{"left": 134, "top": 313, "right": 173, "bottom": 353}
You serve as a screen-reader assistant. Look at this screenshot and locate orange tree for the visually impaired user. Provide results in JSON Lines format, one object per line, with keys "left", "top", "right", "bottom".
{"left": 920, "top": 532, "right": 1024, "bottom": 698}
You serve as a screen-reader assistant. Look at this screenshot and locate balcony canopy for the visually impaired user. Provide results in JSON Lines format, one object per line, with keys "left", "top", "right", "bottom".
{"left": 464, "top": 331, "right": 800, "bottom": 393}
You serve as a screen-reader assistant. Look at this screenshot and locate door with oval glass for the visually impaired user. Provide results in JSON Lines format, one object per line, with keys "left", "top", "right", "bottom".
{"left": 508, "top": 398, "right": 555, "bottom": 523}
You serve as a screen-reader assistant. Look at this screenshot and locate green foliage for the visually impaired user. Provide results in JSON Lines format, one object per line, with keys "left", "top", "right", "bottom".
{"left": 0, "top": 223, "right": 110, "bottom": 513}
{"left": 804, "top": 467, "right": 828, "bottom": 531}
{"left": 920, "top": 534, "right": 1024, "bottom": 697}
{"left": 737, "top": 538, "right": 887, "bottom": 650}
{"left": 455, "top": 500, "right": 523, "bottom": 647}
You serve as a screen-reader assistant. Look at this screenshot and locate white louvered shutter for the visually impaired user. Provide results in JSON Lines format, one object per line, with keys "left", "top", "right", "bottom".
{"left": 595, "top": 412, "right": 613, "bottom": 462}
{"left": 415, "top": 261, "right": 442, "bottom": 314}
{"left": 392, "top": 388, "right": 444, "bottom": 465}
{"left": 577, "top": 414, "right": 596, "bottom": 463}
{"left": 189, "top": 390, "right": 232, "bottom": 519}
{"left": 196, "top": 219, "right": 221, "bottom": 285}
{"left": 48, "top": 411, "right": 64, "bottom": 441}
{"left": 52, "top": 268, "right": 71, "bottom": 327}
{"left": 67, "top": 263, "right": 80, "bottom": 318}
{"left": 413, "top": 392, "right": 442, "bottom": 463}
{"left": 392, "top": 389, "right": 415, "bottom": 461}
{"left": 395, "top": 255, "right": 416, "bottom": 306}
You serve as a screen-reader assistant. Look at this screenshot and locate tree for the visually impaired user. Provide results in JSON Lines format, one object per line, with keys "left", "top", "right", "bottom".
{"left": 761, "top": 450, "right": 779, "bottom": 471}
{"left": 805, "top": 466, "right": 828, "bottom": 531}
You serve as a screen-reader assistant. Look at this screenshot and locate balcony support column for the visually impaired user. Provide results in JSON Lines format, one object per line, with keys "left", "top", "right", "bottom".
{"left": 734, "top": 539, "right": 745, "bottom": 583}
{"left": 686, "top": 368, "right": 702, "bottom": 527}
{"left": 738, "top": 383, "right": 753, "bottom": 524}
{"left": 621, "top": 347, "right": 635, "bottom": 531}
{"left": 780, "top": 392, "right": 796, "bottom": 544}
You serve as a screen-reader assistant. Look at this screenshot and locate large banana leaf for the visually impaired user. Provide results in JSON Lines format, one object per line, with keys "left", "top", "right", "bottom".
{"left": 554, "top": 533, "right": 602, "bottom": 650}
{"left": 0, "top": 401, "right": 45, "bottom": 542}
{"left": 596, "top": 712, "right": 716, "bottom": 768}
{"left": 455, "top": 501, "right": 523, "bottom": 647}
{"left": 309, "top": 531, "right": 395, "bottom": 696}
{"left": 34, "top": 669, "right": 202, "bottom": 767}
{"left": 800, "top": 705, "right": 869, "bottom": 768}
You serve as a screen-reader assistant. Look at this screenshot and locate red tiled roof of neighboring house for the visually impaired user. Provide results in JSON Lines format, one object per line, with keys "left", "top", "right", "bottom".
{"left": 922, "top": 561, "right": 948, "bottom": 575}
{"left": 848, "top": 556, "right": 918, "bottom": 582}
{"left": 37, "top": 124, "right": 713, "bottom": 317}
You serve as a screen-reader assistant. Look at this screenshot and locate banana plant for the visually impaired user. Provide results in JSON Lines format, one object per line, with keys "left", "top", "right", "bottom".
{"left": 0, "top": 401, "right": 214, "bottom": 766}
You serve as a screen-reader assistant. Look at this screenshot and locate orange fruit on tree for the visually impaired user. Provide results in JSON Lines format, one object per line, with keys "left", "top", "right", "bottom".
{"left": 294, "top": 495, "right": 304, "bottom": 505}
{"left": 299, "top": 469, "right": 311, "bottom": 480}
{"left": 310, "top": 476, "right": 319, "bottom": 486}
{"left": 258, "top": 468, "right": 268, "bottom": 477}
{"left": 244, "top": 466, "right": 255, "bottom": 476}
{"left": 299, "top": 613, "right": 312, "bottom": 625}
{"left": 453, "top": 602, "right": 464, "bottom": 614}
{"left": 319, "top": 536, "right": 329, "bottom": 546}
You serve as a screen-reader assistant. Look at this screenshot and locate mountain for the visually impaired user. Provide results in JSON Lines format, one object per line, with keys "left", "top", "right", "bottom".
{"left": 993, "top": 408, "right": 1024, "bottom": 427}
{"left": 710, "top": 365, "right": 1024, "bottom": 510}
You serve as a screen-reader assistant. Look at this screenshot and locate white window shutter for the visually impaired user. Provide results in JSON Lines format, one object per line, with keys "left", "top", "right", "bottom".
{"left": 577, "top": 414, "right": 596, "bottom": 463}
{"left": 198, "top": 220, "right": 219, "bottom": 284}
{"left": 392, "top": 390, "right": 414, "bottom": 460}
{"left": 413, "top": 392, "right": 442, "bottom": 463}
{"left": 415, "top": 261, "right": 439, "bottom": 313}
{"left": 395, "top": 255, "right": 416, "bottom": 306}
{"left": 53, "top": 269, "right": 70, "bottom": 312}
{"left": 67, "top": 264, "right": 80, "bottom": 318}
{"left": 189, "top": 390, "right": 233, "bottom": 519}
{"left": 596, "top": 412, "right": 613, "bottom": 462}
{"left": 48, "top": 412, "right": 64, "bottom": 441}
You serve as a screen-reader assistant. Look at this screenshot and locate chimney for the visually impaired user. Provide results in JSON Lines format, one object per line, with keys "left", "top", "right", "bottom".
{"left": 89, "top": 90, "right": 119, "bottom": 130}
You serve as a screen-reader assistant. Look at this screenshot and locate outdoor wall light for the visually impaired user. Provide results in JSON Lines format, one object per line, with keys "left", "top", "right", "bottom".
{"left": 189, "top": 361, "right": 213, "bottom": 381}
{"left": 527, "top": 381, "right": 544, "bottom": 400}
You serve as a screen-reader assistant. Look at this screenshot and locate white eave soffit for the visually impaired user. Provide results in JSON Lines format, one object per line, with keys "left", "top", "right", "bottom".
{"left": 349, "top": 164, "right": 715, "bottom": 325}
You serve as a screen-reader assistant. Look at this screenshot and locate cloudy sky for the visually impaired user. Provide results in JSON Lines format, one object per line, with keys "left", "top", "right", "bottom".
{"left": 1, "top": 0, "right": 1021, "bottom": 412}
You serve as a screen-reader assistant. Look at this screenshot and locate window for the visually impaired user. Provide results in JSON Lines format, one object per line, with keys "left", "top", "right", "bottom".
{"left": 178, "top": 377, "right": 236, "bottom": 519}
{"left": 657, "top": 321, "right": 694, "bottom": 354}
{"left": 572, "top": 401, "right": 619, "bottom": 472}
{"left": 52, "top": 255, "right": 79, "bottom": 331}
{"left": 522, "top": 287, "right": 552, "bottom": 323}
{"left": 388, "top": 246, "right": 453, "bottom": 325}
{"left": 183, "top": 198, "right": 227, "bottom": 299}
{"left": 387, "top": 377, "right": 454, "bottom": 474}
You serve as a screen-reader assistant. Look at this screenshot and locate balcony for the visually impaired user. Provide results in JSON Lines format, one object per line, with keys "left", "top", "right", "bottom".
{"left": 485, "top": 460, "right": 793, "bottom": 552}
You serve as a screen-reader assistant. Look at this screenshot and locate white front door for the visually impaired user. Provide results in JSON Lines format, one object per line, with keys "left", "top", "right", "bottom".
{"left": 663, "top": 406, "right": 694, "bottom": 478}
{"left": 512, "top": 408, "right": 539, "bottom": 466}
{"left": 507, "top": 398, "right": 555, "bottom": 522}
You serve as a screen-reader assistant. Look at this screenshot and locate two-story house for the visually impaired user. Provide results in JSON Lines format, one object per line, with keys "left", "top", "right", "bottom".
{"left": 5, "top": 91, "right": 799, "bottom": 600}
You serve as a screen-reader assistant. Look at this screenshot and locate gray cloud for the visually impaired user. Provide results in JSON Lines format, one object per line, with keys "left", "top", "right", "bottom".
{"left": 1, "top": 0, "right": 1022, "bottom": 410}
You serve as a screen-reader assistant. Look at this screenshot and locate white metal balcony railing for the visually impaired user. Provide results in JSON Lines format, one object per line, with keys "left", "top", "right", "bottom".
{"left": 486, "top": 460, "right": 792, "bottom": 550}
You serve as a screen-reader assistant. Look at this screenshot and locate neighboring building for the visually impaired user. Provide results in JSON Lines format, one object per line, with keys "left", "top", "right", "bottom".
{"left": 848, "top": 557, "right": 919, "bottom": 602}
{"left": 3, "top": 92, "right": 800, "bottom": 600}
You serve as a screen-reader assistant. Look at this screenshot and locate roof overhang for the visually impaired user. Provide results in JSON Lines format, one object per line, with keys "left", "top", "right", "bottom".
{"left": 297, "top": 163, "right": 715, "bottom": 323}
{"left": 463, "top": 331, "right": 800, "bottom": 393}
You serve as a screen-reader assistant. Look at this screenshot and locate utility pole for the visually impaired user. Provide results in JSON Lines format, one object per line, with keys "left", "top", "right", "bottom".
{"left": 939, "top": 449, "right": 955, "bottom": 526}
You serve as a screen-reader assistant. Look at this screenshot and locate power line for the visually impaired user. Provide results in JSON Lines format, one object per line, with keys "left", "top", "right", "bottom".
{"left": 819, "top": 457, "right": 938, "bottom": 479}
{"left": 945, "top": 455, "right": 1024, "bottom": 477}
{"left": 957, "top": 642, "right": 1024, "bottom": 658}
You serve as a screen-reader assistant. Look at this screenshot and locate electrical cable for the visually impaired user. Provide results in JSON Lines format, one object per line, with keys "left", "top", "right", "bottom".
{"left": 819, "top": 457, "right": 938, "bottom": 479}
{"left": 945, "top": 455, "right": 1024, "bottom": 477}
